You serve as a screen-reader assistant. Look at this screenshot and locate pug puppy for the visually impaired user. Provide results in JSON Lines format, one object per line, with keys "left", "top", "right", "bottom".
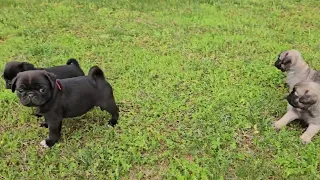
{"left": 274, "top": 49, "right": 320, "bottom": 91}
{"left": 3, "top": 58, "right": 85, "bottom": 121}
{"left": 11, "top": 66, "right": 119, "bottom": 148}
{"left": 273, "top": 81, "right": 320, "bottom": 144}
{"left": 2, "top": 58, "right": 85, "bottom": 89}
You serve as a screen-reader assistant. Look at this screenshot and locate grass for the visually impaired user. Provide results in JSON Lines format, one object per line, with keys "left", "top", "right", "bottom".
{"left": 1, "top": 0, "right": 320, "bottom": 179}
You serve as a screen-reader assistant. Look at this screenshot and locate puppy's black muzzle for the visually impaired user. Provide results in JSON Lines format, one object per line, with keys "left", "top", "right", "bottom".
{"left": 5, "top": 83, "right": 11, "bottom": 89}
{"left": 21, "top": 93, "right": 37, "bottom": 107}
{"left": 4, "top": 79, "right": 12, "bottom": 89}
{"left": 286, "top": 93, "right": 299, "bottom": 108}
{"left": 274, "top": 59, "right": 285, "bottom": 72}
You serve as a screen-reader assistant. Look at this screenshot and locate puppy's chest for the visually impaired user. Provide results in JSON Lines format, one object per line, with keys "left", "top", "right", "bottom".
{"left": 297, "top": 109, "right": 320, "bottom": 124}
{"left": 286, "top": 74, "right": 307, "bottom": 89}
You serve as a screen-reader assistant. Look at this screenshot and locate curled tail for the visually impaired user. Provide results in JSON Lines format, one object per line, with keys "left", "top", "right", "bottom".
{"left": 66, "top": 58, "right": 80, "bottom": 66}
{"left": 88, "top": 66, "right": 105, "bottom": 81}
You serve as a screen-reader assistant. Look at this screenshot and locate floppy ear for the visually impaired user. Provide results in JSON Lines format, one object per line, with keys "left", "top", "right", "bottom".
{"left": 43, "top": 71, "right": 56, "bottom": 89}
{"left": 299, "top": 95, "right": 316, "bottom": 105}
{"left": 282, "top": 56, "right": 292, "bottom": 65}
{"left": 19, "top": 62, "right": 35, "bottom": 71}
{"left": 11, "top": 77, "right": 17, "bottom": 93}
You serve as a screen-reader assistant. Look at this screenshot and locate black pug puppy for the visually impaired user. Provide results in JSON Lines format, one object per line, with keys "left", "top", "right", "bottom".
{"left": 2, "top": 58, "right": 85, "bottom": 89}
{"left": 11, "top": 66, "right": 119, "bottom": 148}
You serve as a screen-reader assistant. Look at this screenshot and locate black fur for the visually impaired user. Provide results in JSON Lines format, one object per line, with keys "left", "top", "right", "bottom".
{"left": 12, "top": 66, "right": 119, "bottom": 147}
{"left": 3, "top": 59, "right": 85, "bottom": 120}
{"left": 66, "top": 58, "right": 80, "bottom": 66}
{"left": 2, "top": 59, "right": 85, "bottom": 89}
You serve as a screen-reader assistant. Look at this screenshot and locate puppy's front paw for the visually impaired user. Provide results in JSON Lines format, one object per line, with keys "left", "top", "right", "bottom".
{"left": 108, "top": 119, "right": 118, "bottom": 127}
{"left": 33, "top": 113, "right": 43, "bottom": 118}
{"left": 272, "top": 121, "right": 283, "bottom": 130}
{"left": 39, "top": 122, "right": 48, "bottom": 128}
{"left": 40, "top": 140, "right": 49, "bottom": 148}
{"left": 300, "top": 134, "right": 312, "bottom": 144}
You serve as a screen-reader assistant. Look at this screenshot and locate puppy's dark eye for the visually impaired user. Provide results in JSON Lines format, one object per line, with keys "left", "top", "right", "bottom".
{"left": 39, "top": 88, "right": 46, "bottom": 93}
{"left": 18, "top": 89, "right": 23, "bottom": 93}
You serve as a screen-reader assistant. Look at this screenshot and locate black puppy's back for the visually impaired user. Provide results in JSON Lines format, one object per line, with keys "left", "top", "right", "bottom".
{"left": 37, "top": 66, "right": 118, "bottom": 147}
{"left": 88, "top": 66, "right": 118, "bottom": 125}
{"left": 56, "top": 66, "right": 116, "bottom": 118}
{"left": 44, "top": 58, "right": 84, "bottom": 79}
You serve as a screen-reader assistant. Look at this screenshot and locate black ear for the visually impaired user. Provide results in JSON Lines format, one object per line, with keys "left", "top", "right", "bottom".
{"left": 282, "top": 56, "right": 292, "bottom": 65}
{"left": 43, "top": 71, "right": 56, "bottom": 89}
{"left": 19, "top": 62, "right": 35, "bottom": 71}
{"left": 11, "top": 77, "right": 17, "bottom": 93}
{"left": 299, "top": 95, "right": 316, "bottom": 105}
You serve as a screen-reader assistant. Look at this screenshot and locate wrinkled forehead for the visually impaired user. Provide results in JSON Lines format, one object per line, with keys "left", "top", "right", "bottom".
{"left": 16, "top": 71, "right": 48, "bottom": 87}
{"left": 294, "top": 84, "right": 314, "bottom": 95}
{"left": 279, "top": 51, "right": 289, "bottom": 59}
{"left": 295, "top": 87, "right": 307, "bottom": 95}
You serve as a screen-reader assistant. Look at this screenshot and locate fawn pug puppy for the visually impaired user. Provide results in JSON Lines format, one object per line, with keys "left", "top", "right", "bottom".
{"left": 274, "top": 49, "right": 320, "bottom": 91}
{"left": 11, "top": 66, "right": 119, "bottom": 148}
{"left": 274, "top": 49, "right": 320, "bottom": 141}
{"left": 274, "top": 81, "right": 320, "bottom": 144}
{"left": 274, "top": 49, "right": 320, "bottom": 92}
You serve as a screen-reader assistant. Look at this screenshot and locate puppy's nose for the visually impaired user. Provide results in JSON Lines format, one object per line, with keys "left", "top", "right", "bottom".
{"left": 27, "top": 93, "right": 34, "bottom": 98}
{"left": 274, "top": 60, "right": 282, "bottom": 68}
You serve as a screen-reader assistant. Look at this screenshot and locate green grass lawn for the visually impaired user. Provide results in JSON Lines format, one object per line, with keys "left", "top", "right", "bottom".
{"left": 1, "top": 0, "right": 320, "bottom": 179}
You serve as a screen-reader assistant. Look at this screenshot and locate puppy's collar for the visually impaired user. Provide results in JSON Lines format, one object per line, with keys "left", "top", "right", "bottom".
{"left": 56, "top": 80, "right": 62, "bottom": 91}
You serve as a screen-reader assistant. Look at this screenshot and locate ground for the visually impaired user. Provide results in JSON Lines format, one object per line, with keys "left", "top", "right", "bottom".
{"left": 1, "top": 0, "right": 320, "bottom": 179}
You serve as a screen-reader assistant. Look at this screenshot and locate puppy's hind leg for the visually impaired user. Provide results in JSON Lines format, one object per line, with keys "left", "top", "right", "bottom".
{"left": 99, "top": 97, "right": 119, "bottom": 127}
{"left": 273, "top": 108, "right": 299, "bottom": 130}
